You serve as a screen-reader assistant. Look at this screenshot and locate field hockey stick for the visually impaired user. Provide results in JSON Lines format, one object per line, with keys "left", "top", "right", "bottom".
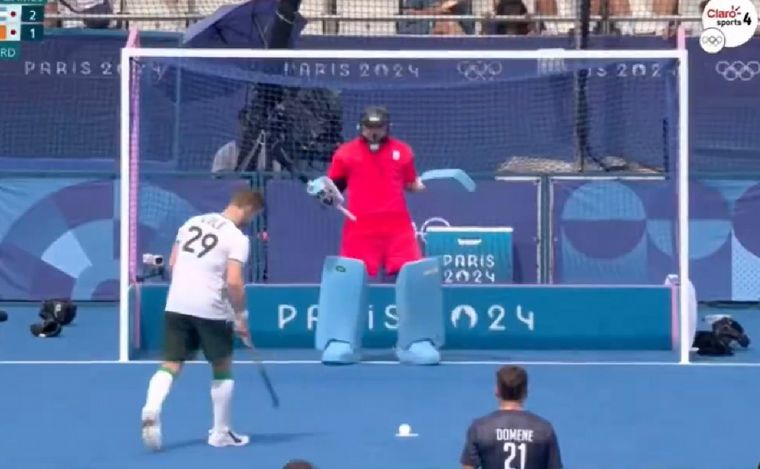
{"left": 334, "top": 204, "right": 357, "bottom": 221}
{"left": 239, "top": 334, "right": 280, "bottom": 408}
{"left": 419, "top": 168, "right": 477, "bottom": 192}
{"left": 227, "top": 299, "right": 280, "bottom": 408}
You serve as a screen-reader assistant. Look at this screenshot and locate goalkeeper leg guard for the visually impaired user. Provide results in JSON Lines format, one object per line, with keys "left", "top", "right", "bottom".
{"left": 315, "top": 256, "right": 368, "bottom": 365}
{"left": 395, "top": 258, "right": 445, "bottom": 365}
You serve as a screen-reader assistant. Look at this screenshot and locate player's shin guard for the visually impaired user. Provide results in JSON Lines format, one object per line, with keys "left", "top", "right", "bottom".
{"left": 315, "top": 256, "right": 368, "bottom": 365}
{"left": 395, "top": 258, "right": 445, "bottom": 365}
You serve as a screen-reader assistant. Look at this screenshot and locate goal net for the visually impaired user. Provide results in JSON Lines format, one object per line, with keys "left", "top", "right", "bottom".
{"left": 119, "top": 48, "right": 690, "bottom": 363}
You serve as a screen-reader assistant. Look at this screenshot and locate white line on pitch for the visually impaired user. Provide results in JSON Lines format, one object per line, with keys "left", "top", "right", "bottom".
{"left": 0, "top": 360, "right": 759, "bottom": 367}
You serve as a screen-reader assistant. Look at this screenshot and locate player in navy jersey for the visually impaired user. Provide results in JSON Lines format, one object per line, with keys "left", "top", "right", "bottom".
{"left": 460, "top": 365, "right": 562, "bottom": 469}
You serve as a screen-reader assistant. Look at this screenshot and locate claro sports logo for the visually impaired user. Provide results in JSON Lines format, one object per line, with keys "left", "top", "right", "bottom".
{"left": 700, "top": 0, "right": 758, "bottom": 52}
{"left": 706, "top": 4, "right": 748, "bottom": 26}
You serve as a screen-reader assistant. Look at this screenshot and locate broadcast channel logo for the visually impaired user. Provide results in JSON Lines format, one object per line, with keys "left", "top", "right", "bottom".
{"left": 700, "top": 0, "right": 758, "bottom": 52}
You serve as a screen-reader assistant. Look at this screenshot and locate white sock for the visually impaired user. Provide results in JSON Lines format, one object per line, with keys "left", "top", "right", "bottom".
{"left": 211, "top": 379, "right": 235, "bottom": 433}
{"left": 144, "top": 368, "right": 174, "bottom": 414}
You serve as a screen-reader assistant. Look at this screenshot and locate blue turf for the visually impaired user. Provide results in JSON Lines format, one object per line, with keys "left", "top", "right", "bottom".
{"left": 0, "top": 362, "right": 759, "bottom": 469}
{"left": 1, "top": 301, "right": 759, "bottom": 468}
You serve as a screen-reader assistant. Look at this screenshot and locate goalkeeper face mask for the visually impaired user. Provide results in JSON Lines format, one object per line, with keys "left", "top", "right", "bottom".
{"left": 361, "top": 124, "right": 388, "bottom": 152}
{"left": 359, "top": 106, "right": 390, "bottom": 152}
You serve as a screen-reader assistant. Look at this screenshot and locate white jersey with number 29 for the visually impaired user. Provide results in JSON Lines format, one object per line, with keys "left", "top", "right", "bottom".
{"left": 165, "top": 212, "right": 250, "bottom": 321}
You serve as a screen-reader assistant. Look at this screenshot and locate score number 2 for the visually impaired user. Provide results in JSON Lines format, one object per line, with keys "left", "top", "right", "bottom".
{"left": 504, "top": 442, "right": 527, "bottom": 469}
{"left": 182, "top": 226, "right": 219, "bottom": 258}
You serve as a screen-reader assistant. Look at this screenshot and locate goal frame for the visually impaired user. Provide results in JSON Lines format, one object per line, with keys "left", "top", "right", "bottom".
{"left": 118, "top": 47, "right": 690, "bottom": 363}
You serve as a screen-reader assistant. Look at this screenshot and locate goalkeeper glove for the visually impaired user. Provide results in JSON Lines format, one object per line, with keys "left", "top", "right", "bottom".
{"left": 307, "top": 177, "right": 337, "bottom": 207}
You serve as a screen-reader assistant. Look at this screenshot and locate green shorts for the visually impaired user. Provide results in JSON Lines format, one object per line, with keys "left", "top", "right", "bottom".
{"left": 163, "top": 311, "right": 234, "bottom": 363}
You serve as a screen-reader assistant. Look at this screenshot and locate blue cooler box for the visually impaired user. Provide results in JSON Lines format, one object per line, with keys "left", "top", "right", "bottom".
{"left": 424, "top": 226, "right": 513, "bottom": 284}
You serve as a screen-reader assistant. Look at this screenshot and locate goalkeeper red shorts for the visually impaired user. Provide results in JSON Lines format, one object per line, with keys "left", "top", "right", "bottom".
{"left": 340, "top": 222, "right": 421, "bottom": 278}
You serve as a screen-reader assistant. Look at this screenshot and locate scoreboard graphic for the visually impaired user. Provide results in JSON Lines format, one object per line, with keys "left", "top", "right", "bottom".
{"left": 0, "top": 0, "right": 44, "bottom": 60}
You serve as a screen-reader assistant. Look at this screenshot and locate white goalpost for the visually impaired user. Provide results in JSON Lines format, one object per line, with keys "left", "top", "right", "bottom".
{"left": 118, "top": 47, "right": 689, "bottom": 364}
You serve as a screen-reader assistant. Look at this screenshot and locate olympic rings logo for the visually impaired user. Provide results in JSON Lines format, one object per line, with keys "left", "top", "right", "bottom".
{"left": 715, "top": 60, "right": 760, "bottom": 81}
{"left": 701, "top": 34, "right": 724, "bottom": 46}
{"left": 456, "top": 60, "right": 503, "bottom": 81}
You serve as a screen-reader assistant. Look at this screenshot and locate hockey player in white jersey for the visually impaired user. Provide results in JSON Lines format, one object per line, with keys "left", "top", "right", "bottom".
{"left": 140, "top": 188, "right": 264, "bottom": 451}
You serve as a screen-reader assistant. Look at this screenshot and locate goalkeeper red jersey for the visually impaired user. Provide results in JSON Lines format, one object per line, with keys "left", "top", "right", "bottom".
{"left": 327, "top": 136, "right": 417, "bottom": 233}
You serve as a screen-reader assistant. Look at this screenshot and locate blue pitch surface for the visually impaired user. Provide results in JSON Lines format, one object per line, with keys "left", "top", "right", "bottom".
{"left": 1, "top": 302, "right": 760, "bottom": 469}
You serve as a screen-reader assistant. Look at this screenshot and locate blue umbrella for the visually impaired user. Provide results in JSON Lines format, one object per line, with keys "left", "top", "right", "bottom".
{"left": 182, "top": 0, "right": 308, "bottom": 48}
{"left": 146, "top": 0, "right": 308, "bottom": 104}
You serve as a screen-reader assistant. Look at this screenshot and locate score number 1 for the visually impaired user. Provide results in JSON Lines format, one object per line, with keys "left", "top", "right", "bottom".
{"left": 21, "top": 24, "right": 43, "bottom": 41}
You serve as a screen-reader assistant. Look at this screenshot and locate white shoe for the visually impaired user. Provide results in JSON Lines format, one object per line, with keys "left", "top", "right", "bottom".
{"left": 141, "top": 409, "right": 162, "bottom": 451}
{"left": 208, "top": 429, "right": 250, "bottom": 447}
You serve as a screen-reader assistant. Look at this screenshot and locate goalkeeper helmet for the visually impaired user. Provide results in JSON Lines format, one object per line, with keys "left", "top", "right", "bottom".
{"left": 359, "top": 105, "right": 390, "bottom": 152}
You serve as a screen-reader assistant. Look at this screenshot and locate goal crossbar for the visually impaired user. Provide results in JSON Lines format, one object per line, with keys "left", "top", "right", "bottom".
{"left": 121, "top": 47, "right": 686, "bottom": 61}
